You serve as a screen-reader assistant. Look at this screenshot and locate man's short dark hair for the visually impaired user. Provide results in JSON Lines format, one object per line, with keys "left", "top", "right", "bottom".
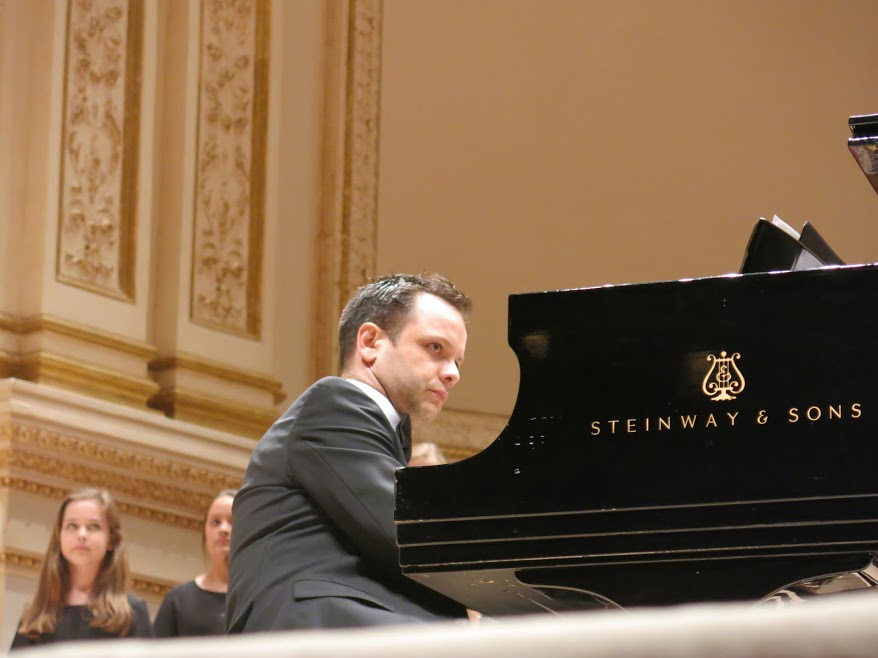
{"left": 338, "top": 273, "right": 471, "bottom": 371}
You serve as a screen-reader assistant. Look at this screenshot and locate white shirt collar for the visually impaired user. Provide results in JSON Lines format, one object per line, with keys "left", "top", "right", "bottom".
{"left": 346, "top": 378, "right": 402, "bottom": 430}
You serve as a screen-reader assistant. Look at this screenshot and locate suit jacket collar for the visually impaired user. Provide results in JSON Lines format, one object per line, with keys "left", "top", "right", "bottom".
{"left": 397, "top": 414, "right": 412, "bottom": 462}
{"left": 345, "top": 378, "right": 411, "bottom": 461}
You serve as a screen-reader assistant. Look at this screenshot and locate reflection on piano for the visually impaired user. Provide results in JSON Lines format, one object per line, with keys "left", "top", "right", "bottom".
{"left": 394, "top": 115, "right": 878, "bottom": 615}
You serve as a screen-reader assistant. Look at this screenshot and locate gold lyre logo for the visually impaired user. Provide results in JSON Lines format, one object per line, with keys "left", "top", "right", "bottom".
{"left": 702, "top": 351, "right": 745, "bottom": 401}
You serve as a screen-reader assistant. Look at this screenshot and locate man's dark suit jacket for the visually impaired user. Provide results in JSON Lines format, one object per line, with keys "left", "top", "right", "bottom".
{"left": 226, "top": 376, "right": 464, "bottom": 632}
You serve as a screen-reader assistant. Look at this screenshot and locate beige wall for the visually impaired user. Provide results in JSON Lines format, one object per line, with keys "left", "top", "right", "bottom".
{"left": 378, "top": 0, "right": 878, "bottom": 419}
{"left": 1, "top": 0, "right": 878, "bottom": 638}
{"left": 0, "top": 0, "right": 873, "bottom": 463}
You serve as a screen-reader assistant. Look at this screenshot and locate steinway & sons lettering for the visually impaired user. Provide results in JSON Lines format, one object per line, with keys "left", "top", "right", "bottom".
{"left": 589, "top": 402, "right": 862, "bottom": 436}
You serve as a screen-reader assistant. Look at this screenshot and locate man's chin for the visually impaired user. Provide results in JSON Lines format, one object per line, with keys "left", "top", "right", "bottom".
{"left": 411, "top": 405, "right": 442, "bottom": 426}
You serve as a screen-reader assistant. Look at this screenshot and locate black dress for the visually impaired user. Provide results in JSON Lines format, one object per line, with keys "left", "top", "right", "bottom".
{"left": 10, "top": 593, "right": 153, "bottom": 650}
{"left": 153, "top": 580, "right": 226, "bottom": 637}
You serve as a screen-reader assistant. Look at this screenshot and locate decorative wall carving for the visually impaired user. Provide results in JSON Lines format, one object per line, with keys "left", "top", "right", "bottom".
{"left": 56, "top": 0, "right": 142, "bottom": 300}
{"left": 191, "top": 0, "right": 269, "bottom": 337}
{"left": 339, "top": 0, "right": 383, "bottom": 306}
{"left": 0, "top": 422, "right": 241, "bottom": 528}
{"left": 313, "top": 0, "right": 383, "bottom": 379}
{"left": 0, "top": 550, "right": 173, "bottom": 599}
{"left": 0, "top": 477, "right": 200, "bottom": 530}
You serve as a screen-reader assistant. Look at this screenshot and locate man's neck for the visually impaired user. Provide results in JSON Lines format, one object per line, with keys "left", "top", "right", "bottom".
{"left": 343, "top": 375, "right": 402, "bottom": 430}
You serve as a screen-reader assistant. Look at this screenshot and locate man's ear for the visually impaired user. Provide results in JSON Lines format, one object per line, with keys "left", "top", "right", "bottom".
{"left": 356, "top": 322, "right": 385, "bottom": 367}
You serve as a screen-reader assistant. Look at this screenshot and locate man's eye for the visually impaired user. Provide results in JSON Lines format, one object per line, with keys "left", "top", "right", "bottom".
{"left": 429, "top": 343, "right": 441, "bottom": 352}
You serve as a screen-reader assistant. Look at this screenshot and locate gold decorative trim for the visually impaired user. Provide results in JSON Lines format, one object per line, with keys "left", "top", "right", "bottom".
{"left": 0, "top": 312, "right": 15, "bottom": 332}
{"left": 313, "top": 0, "right": 383, "bottom": 379}
{"left": 16, "top": 351, "right": 159, "bottom": 408}
{"left": 149, "top": 352, "right": 284, "bottom": 403}
{"left": 132, "top": 576, "right": 174, "bottom": 600}
{"left": 0, "top": 350, "right": 15, "bottom": 379}
{"left": 0, "top": 313, "right": 156, "bottom": 360}
{"left": 340, "top": 0, "right": 382, "bottom": 305}
{"left": 189, "top": 0, "right": 269, "bottom": 338}
{"left": 0, "top": 550, "right": 43, "bottom": 571}
{"left": 56, "top": 0, "right": 143, "bottom": 301}
{"left": 148, "top": 387, "right": 277, "bottom": 439}
{"left": 1, "top": 550, "right": 174, "bottom": 599}
{"left": 4, "top": 455, "right": 208, "bottom": 522}
{"left": 0, "top": 477, "right": 200, "bottom": 530}
{"left": 2, "top": 423, "right": 241, "bottom": 497}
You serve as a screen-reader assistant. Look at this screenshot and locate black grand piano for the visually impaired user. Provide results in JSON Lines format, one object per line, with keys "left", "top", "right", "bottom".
{"left": 394, "top": 114, "right": 878, "bottom": 614}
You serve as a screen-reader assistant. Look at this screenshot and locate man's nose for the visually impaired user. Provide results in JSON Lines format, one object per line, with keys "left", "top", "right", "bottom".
{"left": 441, "top": 361, "right": 460, "bottom": 388}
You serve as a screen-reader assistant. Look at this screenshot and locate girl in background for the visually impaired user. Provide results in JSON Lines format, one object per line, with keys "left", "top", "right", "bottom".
{"left": 153, "top": 489, "right": 235, "bottom": 637}
{"left": 11, "top": 488, "right": 153, "bottom": 649}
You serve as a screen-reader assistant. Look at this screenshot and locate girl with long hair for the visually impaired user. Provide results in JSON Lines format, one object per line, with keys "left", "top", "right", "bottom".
{"left": 153, "top": 489, "right": 236, "bottom": 637}
{"left": 10, "top": 488, "right": 153, "bottom": 649}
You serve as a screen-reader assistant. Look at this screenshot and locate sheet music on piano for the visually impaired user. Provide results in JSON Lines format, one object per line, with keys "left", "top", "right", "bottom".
{"left": 740, "top": 216, "right": 844, "bottom": 275}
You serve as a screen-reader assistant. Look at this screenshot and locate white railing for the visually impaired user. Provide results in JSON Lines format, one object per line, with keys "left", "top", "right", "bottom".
{"left": 8, "top": 591, "right": 878, "bottom": 658}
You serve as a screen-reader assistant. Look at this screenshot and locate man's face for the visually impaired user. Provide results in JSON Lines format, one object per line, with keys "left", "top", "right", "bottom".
{"left": 370, "top": 293, "right": 467, "bottom": 424}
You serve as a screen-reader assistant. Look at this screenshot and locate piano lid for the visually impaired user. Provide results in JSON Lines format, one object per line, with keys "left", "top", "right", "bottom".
{"left": 395, "top": 113, "right": 878, "bottom": 614}
{"left": 396, "top": 262, "right": 878, "bottom": 612}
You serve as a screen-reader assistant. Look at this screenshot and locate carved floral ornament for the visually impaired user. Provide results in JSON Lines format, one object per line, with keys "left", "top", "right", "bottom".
{"left": 57, "top": 0, "right": 141, "bottom": 300}
{"left": 191, "top": 0, "right": 268, "bottom": 337}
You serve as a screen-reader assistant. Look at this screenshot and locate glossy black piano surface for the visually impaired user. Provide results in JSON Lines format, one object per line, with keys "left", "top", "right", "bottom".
{"left": 395, "top": 264, "right": 878, "bottom": 614}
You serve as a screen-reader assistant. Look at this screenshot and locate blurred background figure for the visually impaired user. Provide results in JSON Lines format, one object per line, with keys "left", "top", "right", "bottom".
{"left": 408, "top": 442, "right": 447, "bottom": 467}
{"left": 153, "top": 489, "right": 236, "bottom": 637}
{"left": 10, "top": 489, "right": 153, "bottom": 650}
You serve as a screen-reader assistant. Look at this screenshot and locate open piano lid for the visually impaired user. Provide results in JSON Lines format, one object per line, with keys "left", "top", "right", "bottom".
{"left": 395, "top": 115, "right": 878, "bottom": 615}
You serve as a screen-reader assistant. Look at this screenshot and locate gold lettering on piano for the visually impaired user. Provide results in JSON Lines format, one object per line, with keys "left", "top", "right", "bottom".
{"left": 591, "top": 411, "right": 743, "bottom": 435}
{"left": 587, "top": 405, "right": 862, "bottom": 436}
{"left": 703, "top": 351, "right": 746, "bottom": 401}
{"left": 787, "top": 403, "right": 862, "bottom": 424}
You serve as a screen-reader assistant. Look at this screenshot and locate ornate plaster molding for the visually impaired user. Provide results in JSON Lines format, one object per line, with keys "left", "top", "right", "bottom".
{"left": 313, "top": 0, "right": 383, "bottom": 379}
{"left": 0, "top": 550, "right": 173, "bottom": 599}
{"left": 2, "top": 424, "right": 240, "bottom": 492}
{"left": 0, "top": 313, "right": 158, "bottom": 407}
{"left": 0, "top": 422, "right": 242, "bottom": 527}
{"left": 0, "top": 313, "right": 156, "bottom": 359}
{"left": 190, "top": 0, "right": 269, "bottom": 337}
{"left": 15, "top": 351, "right": 158, "bottom": 409}
{"left": 148, "top": 386, "right": 277, "bottom": 439}
{"left": 149, "top": 352, "right": 284, "bottom": 403}
{"left": 56, "top": 0, "right": 142, "bottom": 300}
{"left": 0, "top": 477, "right": 200, "bottom": 531}
{"left": 339, "top": 0, "right": 383, "bottom": 305}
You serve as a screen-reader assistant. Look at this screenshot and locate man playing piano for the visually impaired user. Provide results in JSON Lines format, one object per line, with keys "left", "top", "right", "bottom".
{"left": 226, "top": 273, "right": 470, "bottom": 631}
